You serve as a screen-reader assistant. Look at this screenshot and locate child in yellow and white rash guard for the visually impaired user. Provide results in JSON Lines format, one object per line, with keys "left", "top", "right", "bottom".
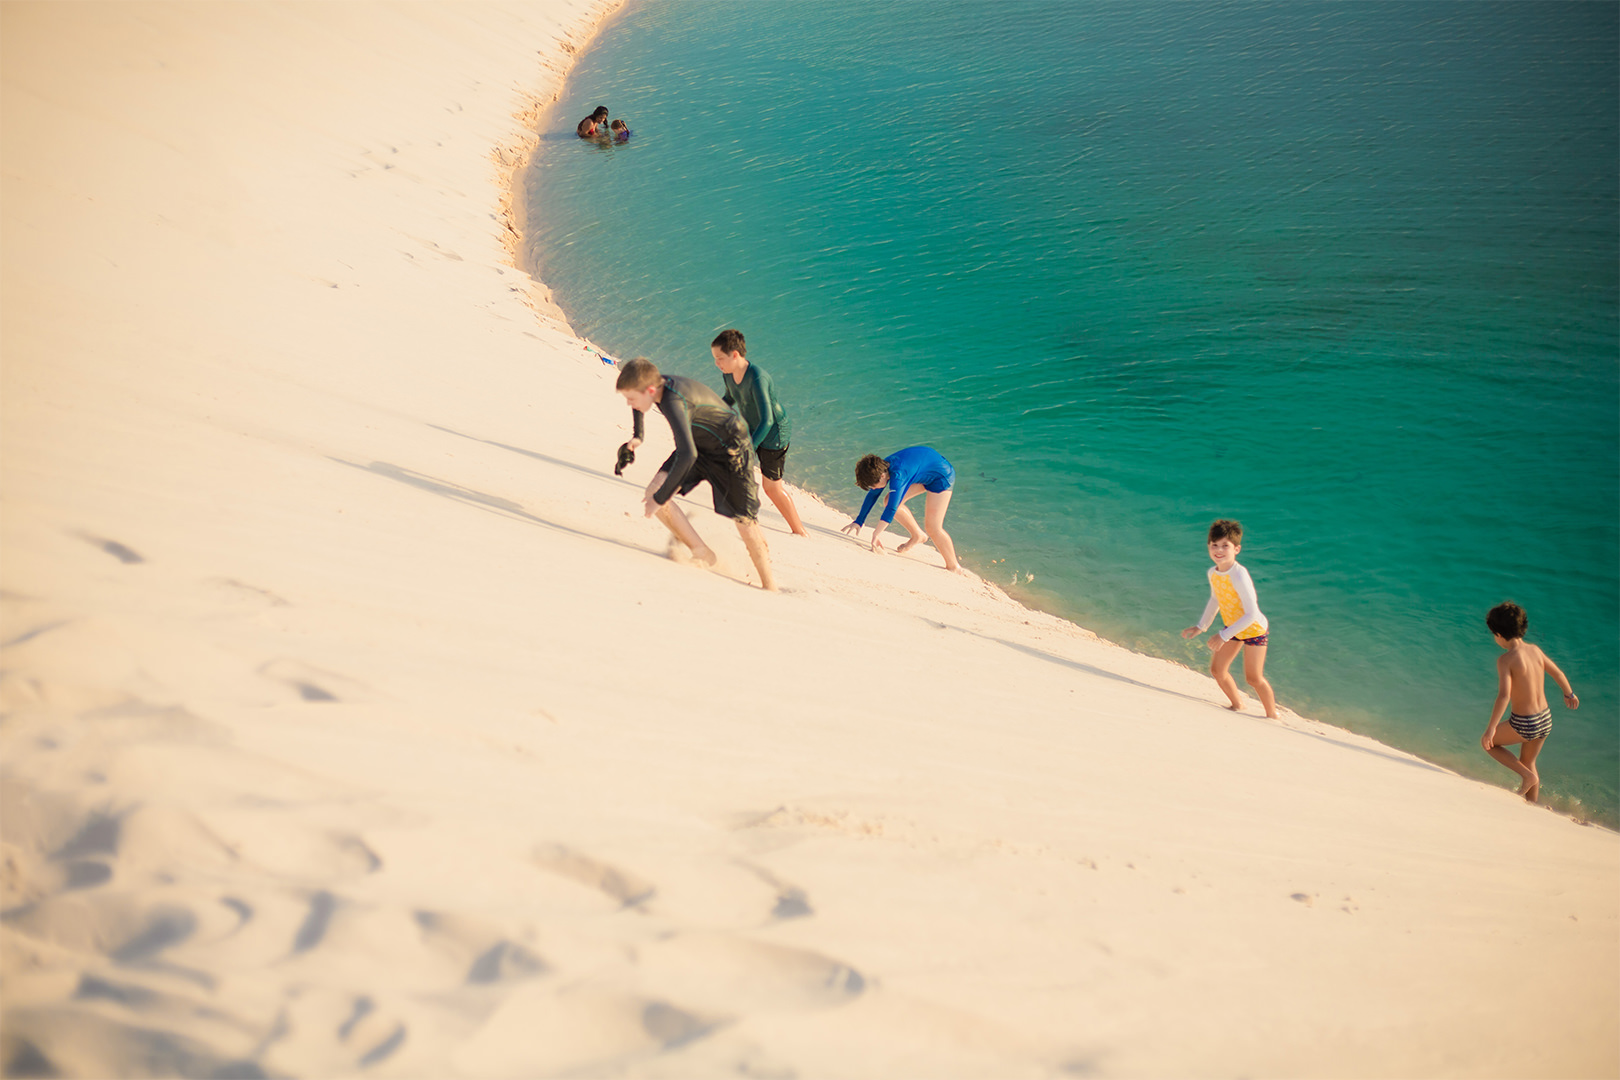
{"left": 1199, "top": 560, "right": 1268, "bottom": 644}
{"left": 1181, "top": 519, "right": 1277, "bottom": 718}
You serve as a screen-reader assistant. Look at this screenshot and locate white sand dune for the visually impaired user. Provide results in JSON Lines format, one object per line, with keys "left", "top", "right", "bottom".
{"left": 1, "top": 3, "right": 1615, "bottom": 1078}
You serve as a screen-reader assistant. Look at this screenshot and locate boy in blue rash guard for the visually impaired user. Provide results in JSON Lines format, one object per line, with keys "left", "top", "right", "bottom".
{"left": 710, "top": 329, "right": 808, "bottom": 537}
{"left": 617, "top": 357, "right": 777, "bottom": 591}
{"left": 840, "top": 446, "right": 963, "bottom": 573}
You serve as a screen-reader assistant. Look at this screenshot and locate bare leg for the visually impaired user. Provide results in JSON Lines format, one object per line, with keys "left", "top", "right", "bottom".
{"left": 735, "top": 519, "right": 778, "bottom": 591}
{"left": 922, "top": 489, "right": 960, "bottom": 572}
{"left": 1241, "top": 643, "right": 1278, "bottom": 719}
{"left": 1484, "top": 726, "right": 1538, "bottom": 797}
{"left": 892, "top": 507, "right": 925, "bottom": 552}
{"left": 762, "top": 477, "right": 808, "bottom": 537}
{"left": 892, "top": 484, "right": 929, "bottom": 552}
{"left": 1209, "top": 637, "right": 1245, "bottom": 711}
{"left": 1518, "top": 735, "right": 1547, "bottom": 802}
{"left": 654, "top": 500, "right": 716, "bottom": 566}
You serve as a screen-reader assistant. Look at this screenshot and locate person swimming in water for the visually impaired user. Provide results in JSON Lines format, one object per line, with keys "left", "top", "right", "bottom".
{"left": 576, "top": 106, "right": 609, "bottom": 139}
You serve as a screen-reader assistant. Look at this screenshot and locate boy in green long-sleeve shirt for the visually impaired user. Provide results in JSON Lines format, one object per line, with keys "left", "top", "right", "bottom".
{"left": 711, "top": 329, "right": 808, "bottom": 537}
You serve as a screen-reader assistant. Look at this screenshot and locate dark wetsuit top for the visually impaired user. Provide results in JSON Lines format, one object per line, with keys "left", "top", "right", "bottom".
{"left": 720, "top": 363, "right": 791, "bottom": 450}
{"left": 631, "top": 375, "right": 750, "bottom": 506}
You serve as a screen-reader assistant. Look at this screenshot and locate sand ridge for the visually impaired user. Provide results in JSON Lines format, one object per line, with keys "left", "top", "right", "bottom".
{"left": 1, "top": 3, "right": 1616, "bottom": 1078}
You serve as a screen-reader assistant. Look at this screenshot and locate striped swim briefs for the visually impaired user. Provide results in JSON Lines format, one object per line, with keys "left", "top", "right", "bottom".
{"left": 1507, "top": 708, "right": 1552, "bottom": 741}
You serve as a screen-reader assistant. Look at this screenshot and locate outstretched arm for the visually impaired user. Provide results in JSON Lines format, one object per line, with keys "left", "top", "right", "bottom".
{"left": 867, "top": 519, "right": 891, "bottom": 552}
{"left": 849, "top": 487, "right": 882, "bottom": 530}
{"left": 1182, "top": 594, "right": 1220, "bottom": 639}
{"left": 1545, "top": 653, "right": 1579, "bottom": 709}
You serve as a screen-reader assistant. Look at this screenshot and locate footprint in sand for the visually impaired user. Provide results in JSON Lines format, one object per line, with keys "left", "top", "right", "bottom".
{"left": 2, "top": 889, "right": 223, "bottom": 995}
{"left": 453, "top": 986, "right": 719, "bottom": 1077}
{"left": 737, "top": 862, "right": 814, "bottom": 922}
{"left": 2, "top": 1009, "right": 266, "bottom": 1080}
{"left": 75, "top": 532, "right": 144, "bottom": 565}
{"left": 250, "top": 985, "right": 412, "bottom": 1076}
{"left": 632, "top": 932, "right": 865, "bottom": 1015}
{"left": 531, "top": 844, "right": 655, "bottom": 909}
{"left": 413, "top": 910, "right": 550, "bottom": 985}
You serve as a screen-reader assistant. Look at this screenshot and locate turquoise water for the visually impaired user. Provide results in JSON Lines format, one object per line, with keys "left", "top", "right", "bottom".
{"left": 527, "top": 1, "right": 1619, "bottom": 826}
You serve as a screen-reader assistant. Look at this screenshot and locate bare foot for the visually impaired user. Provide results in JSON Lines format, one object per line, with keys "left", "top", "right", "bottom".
{"left": 1519, "top": 770, "right": 1541, "bottom": 802}
{"left": 689, "top": 545, "right": 718, "bottom": 568}
{"left": 896, "top": 535, "right": 923, "bottom": 554}
{"left": 791, "top": 528, "right": 809, "bottom": 538}
{"left": 1225, "top": 703, "right": 1243, "bottom": 712}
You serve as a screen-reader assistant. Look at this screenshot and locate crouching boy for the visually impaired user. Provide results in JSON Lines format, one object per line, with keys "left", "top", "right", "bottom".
{"left": 839, "top": 445, "right": 962, "bottom": 573}
{"left": 617, "top": 357, "right": 777, "bottom": 591}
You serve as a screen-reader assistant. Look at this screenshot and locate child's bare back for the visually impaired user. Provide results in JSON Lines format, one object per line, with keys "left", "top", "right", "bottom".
{"left": 1497, "top": 642, "right": 1554, "bottom": 714}
{"left": 1481, "top": 602, "right": 1578, "bottom": 804}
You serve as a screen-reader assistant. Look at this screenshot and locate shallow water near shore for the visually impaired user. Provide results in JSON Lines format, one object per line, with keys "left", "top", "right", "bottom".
{"left": 528, "top": 1, "right": 1618, "bottom": 825}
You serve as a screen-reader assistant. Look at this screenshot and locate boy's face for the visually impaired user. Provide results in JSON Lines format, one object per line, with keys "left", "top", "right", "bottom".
{"left": 620, "top": 385, "right": 657, "bottom": 413}
{"left": 863, "top": 468, "right": 889, "bottom": 491}
{"left": 711, "top": 346, "right": 744, "bottom": 375}
{"left": 1207, "top": 536, "right": 1240, "bottom": 568}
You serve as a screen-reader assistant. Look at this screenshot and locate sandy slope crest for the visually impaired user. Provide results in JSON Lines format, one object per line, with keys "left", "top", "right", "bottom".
{"left": 1, "top": 3, "right": 1615, "bottom": 1078}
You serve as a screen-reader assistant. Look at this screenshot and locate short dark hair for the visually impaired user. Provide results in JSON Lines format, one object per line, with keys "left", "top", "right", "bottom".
{"left": 711, "top": 328, "right": 746, "bottom": 356}
{"left": 615, "top": 356, "right": 661, "bottom": 391}
{"left": 855, "top": 454, "right": 888, "bottom": 489}
{"left": 1208, "top": 519, "right": 1243, "bottom": 545}
{"left": 1486, "top": 602, "right": 1528, "bottom": 640}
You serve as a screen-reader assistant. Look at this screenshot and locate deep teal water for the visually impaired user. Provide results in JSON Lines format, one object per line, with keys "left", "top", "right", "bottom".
{"left": 527, "top": 1, "right": 1619, "bottom": 826}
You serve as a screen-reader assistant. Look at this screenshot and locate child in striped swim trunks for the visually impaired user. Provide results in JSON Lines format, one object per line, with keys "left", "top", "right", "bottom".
{"left": 1481, "top": 602, "right": 1579, "bottom": 803}
{"left": 1181, "top": 519, "right": 1277, "bottom": 720}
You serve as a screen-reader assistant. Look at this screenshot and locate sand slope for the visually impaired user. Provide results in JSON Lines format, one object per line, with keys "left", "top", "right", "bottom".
{"left": 1, "top": 4, "right": 1615, "bottom": 1078}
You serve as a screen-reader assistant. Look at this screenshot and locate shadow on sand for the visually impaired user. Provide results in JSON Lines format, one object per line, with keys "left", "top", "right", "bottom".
{"left": 942, "top": 625, "right": 1447, "bottom": 775}
{"left": 331, "top": 458, "right": 651, "bottom": 558}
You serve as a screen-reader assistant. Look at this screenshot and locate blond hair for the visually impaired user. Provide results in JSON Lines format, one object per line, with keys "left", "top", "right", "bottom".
{"left": 615, "top": 357, "right": 661, "bottom": 391}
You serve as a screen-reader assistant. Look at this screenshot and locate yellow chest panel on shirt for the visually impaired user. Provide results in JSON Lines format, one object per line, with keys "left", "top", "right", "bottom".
{"left": 1211, "top": 571, "right": 1266, "bottom": 639}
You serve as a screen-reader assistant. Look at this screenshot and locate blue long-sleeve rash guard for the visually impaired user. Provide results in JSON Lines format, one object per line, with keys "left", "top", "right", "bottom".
{"left": 854, "top": 445, "right": 953, "bottom": 526}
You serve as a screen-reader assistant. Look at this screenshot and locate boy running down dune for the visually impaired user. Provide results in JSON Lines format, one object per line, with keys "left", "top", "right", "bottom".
{"left": 616, "top": 357, "right": 777, "bottom": 591}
